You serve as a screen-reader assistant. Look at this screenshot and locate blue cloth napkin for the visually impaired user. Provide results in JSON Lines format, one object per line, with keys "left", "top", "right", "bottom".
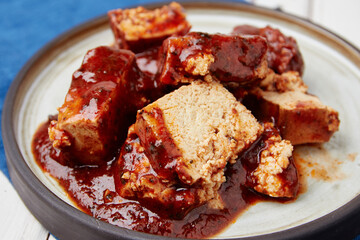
{"left": 0, "top": 0, "right": 246, "bottom": 179}
{"left": 0, "top": 1, "right": 358, "bottom": 239}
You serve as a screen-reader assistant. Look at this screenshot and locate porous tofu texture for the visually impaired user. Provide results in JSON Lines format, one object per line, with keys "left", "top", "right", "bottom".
{"left": 259, "top": 70, "right": 308, "bottom": 93}
{"left": 257, "top": 90, "right": 339, "bottom": 145}
{"left": 135, "top": 81, "right": 263, "bottom": 207}
{"left": 108, "top": 2, "right": 191, "bottom": 51}
{"left": 253, "top": 131, "right": 295, "bottom": 197}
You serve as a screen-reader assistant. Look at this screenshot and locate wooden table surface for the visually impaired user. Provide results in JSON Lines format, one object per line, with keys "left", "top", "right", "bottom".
{"left": 1, "top": 0, "right": 359, "bottom": 239}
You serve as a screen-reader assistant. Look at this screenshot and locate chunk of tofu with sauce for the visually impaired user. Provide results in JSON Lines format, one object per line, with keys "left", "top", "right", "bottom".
{"left": 158, "top": 32, "right": 268, "bottom": 86}
{"left": 108, "top": 2, "right": 191, "bottom": 52}
{"left": 133, "top": 81, "right": 263, "bottom": 207}
{"left": 258, "top": 91, "right": 339, "bottom": 145}
{"left": 115, "top": 125, "right": 199, "bottom": 219}
{"left": 48, "top": 46, "right": 148, "bottom": 165}
{"left": 244, "top": 70, "right": 340, "bottom": 145}
{"left": 252, "top": 122, "right": 298, "bottom": 198}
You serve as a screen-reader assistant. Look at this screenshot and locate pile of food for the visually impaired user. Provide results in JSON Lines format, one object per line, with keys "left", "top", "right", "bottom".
{"left": 32, "top": 2, "right": 340, "bottom": 238}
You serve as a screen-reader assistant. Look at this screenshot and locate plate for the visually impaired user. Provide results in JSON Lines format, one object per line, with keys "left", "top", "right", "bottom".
{"left": 2, "top": 2, "right": 360, "bottom": 239}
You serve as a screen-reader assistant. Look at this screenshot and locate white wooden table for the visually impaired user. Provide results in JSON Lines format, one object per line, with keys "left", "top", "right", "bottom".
{"left": 1, "top": 0, "right": 359, "bottom": 239}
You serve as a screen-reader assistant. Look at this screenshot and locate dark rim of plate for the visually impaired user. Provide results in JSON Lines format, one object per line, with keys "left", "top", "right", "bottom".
{"left": 2, "top": 1, "right": 360, "bottom": 240}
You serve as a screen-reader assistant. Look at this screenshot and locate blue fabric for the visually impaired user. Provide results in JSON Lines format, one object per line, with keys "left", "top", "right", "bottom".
{"left": 0, "top": 1, "right": 358, "bottom": 239}
{"left": 0, "top": 0, "right": 246, "bottom": 179}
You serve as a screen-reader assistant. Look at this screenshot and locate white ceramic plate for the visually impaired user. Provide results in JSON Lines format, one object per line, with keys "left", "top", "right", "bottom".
{"left": 4, "top": 2, "right": 360, "bottom": 239}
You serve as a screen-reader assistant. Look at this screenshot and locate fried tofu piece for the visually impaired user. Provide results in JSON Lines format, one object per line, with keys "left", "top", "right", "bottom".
{"left": 108, "top": 2, "right": 191, "bottom": 52}
{"left": 49, "top": 46, "right": 148, "bottom": 165}
{"left": 241, "top": 70, "right": 339, "bottom": 145}
{"left": 115, "top": 125, "right": 198, "bottom": 219}
{"left": 158, "top": 32, "right": 268, "bottom": 86}
{"left": 251, "top": 89, "right": 340, "bottom": 145}
{"left": 252, "top": 122, "right": 298, "bottom": 198}
{"left": 232, "top": 25, "right": 304, "bottom": 75}
{"left": 134, "top": 81, "right": 263, "bottom": 207}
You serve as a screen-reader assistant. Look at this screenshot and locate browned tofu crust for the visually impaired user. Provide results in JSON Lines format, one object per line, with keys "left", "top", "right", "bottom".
{"left": 108, "top": 2, "right": 191, "bottom": 52}
{"left": 262, "top": 91, "right": 339, "bottom": 145}
{"left": 49, "top": 46, "right": 148, "bottom": 165}
{"left": 158, "top": 32, "right": 268, "bottom": 86}
{"left": 232, "top": 25, "right": 304, "bottom": 75}
{"left": 134, "top": 81, "right": 263, "bottom": 208}
{"left": 249, "top": 89, "right": 340, "bottom": 145}
{"left": 241, "top": 70, "right": 339, "bottom": 145}
{"left": 115, "top": 125, "right": 198, "bottom": 219}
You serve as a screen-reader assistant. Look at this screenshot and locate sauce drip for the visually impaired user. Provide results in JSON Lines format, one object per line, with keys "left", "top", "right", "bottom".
{"left": 32, "top": 118, "right": 296, "bottom": 238}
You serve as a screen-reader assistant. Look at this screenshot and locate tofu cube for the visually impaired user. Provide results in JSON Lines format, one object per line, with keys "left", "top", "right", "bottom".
{"left": 134, "top": 81, "right": 263, "bottom": 206}
{"left": 108, "top": 2, "right": 191, "bottom": 52}
{"left": 158, "top": 32, "right": 268, "bottom": 86}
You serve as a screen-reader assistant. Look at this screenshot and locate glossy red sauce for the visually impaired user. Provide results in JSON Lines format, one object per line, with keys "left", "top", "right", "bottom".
{"left": 136, "top": 46, "right": 160, "bottom": 76}
{"left": 232, "top": 25, "right": 304, "bottom": 75}
{"left": 135, "top": 107, "right": 182, "bottom": 180}
{"left": 32, "top": 117, "right": 297, "bottom": 238}
{"left": 159, "top": 32, "right": 268, "bottom": 86}
{"left": 115, "top": 129, "right": 199, "bottom": 220}
{"left": 52, "top": 46, "right": 160, "bottom": 165}
{"left": 32, "top": 25, "right": 299, "bottom": 238}
{"left": 241, "top": 122, "right": 299, "bottom": 196}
